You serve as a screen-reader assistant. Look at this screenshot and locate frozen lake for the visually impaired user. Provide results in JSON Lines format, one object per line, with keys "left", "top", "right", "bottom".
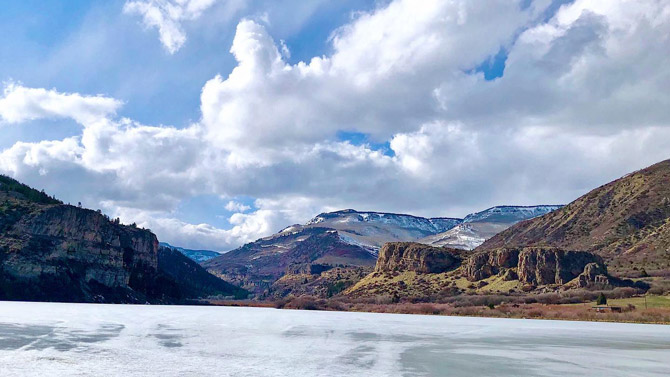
{"left": 0, "top": 302, "right": 669, "bottom": 376}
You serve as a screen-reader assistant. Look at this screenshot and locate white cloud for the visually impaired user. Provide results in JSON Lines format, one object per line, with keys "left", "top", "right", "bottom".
{"left": 224, "top": 200, "right": 250, "bottom": 212}
{"left": 0, "top": 83, "right": 122, "bottom": 125}
{"left": 435, "top": 0, "right": 670, "bottom": 131}
{"left": 3, "top": 0, "right": 670, "bottom": 250}
{"left": 123, "top": 0, "right": 247, "bottom": 53}
{"left": 107, "top": 196, "right": 323, "bottom": 250}
{"left": 200, "top": 1, "right": 545, "bottom": 154}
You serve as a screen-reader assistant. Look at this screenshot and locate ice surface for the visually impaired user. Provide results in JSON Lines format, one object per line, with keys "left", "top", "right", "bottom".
{"left": 0, "top": 301, "right": 669, "bottom": 376}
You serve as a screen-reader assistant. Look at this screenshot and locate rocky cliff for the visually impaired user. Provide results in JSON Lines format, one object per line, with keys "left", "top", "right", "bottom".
{"left": 462, "top": 248, "right": 520, "bottom": 281}
{"left": 375, "top": 242, "right": 461, "bottom": 274}
{"left": 0, "top": 175, "right": 242, "bottom": 303}
{"left": 463, "top": 247, "right": 606, "bottom": 286}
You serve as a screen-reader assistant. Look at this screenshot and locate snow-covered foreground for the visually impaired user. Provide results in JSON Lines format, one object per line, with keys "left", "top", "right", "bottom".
{"left": 0, "top": 302, "right": 669, "bottom": 376}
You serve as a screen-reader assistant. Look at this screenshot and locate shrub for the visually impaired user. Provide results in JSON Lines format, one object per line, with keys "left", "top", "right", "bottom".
{"left": 286, "top": 296, "right": 321, "bottom": 310}
{"left": 596, "top": 293, "right": 607, "bottom": 305}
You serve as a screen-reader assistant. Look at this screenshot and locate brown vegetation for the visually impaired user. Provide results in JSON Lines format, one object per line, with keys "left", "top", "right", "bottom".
{"left": 247, "top": 293, "right": 670, "bottom": 324}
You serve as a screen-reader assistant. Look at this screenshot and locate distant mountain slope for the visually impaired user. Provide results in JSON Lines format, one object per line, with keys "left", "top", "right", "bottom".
{"left": 158, "top": 246, "right": 246, "bottom": 299}
{"left": 203, "top": 227, "right": 376, "bottom": 295}
{"left": 478, "top": 159, "right": 670, "bottom": 276}
{"left": 159, "top": 242, "right": 221, "bottom": 262}
{"left": 0, "top": 175, "right": 242, "bottom": 303}
{"left": 420, "top": 205, "right": 563, "bottom": 250}
{"left": 304, "top": 209, "right": 461, "bottom": 251}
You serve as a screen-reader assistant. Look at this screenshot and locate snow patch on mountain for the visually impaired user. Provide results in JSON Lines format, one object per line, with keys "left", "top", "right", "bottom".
{"left": 463, "top": 205, "right": 563, "bottom": 224}
{"left": 306, "top": 209, "right": 461, "bottom": 235}
{"left": 420, "top": 205, "right": 563, "bottom": 250}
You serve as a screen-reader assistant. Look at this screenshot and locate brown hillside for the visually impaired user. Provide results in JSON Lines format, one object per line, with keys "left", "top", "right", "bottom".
{"left": 478, "top": 159, "right": 670, "bottom": 275}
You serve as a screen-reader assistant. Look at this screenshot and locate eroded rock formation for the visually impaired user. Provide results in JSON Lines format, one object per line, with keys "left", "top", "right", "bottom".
{"left": 375, "top": 242, "right": 461, "bottom": 274}
{"left": 463, "top": 247, "right": 607, "bottom": 286}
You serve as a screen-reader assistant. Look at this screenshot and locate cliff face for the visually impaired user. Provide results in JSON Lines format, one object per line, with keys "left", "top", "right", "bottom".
{"left": 462, "top": 248, "right": 519, "bottom": 281}
{"left": 517, "top": 247, "right": 605, "bottom": 285}
{"left": 0, "top": 176, "right": 242, "bottom": 303}
{"left": 463, "top": 247, "right": 605, "bottom": 286}
{"left": 375, "top": 242, "right": 460, "bottom": 274}
{"left": 0, "top": 202, "right": 162, "bottom": 302}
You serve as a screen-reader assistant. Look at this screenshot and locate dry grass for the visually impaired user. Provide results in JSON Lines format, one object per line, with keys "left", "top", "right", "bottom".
{"left": 211, "top": 294, "right": 670, "bottom": 324}
{"left": 285, "top": 297, "right": 670, "bottom": 324}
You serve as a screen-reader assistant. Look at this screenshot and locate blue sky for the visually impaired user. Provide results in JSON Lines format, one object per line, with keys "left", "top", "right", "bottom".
{"left": 0, "top": 1, "right": 379, "bottom": 129}
{"left": 1, "top": 0, "right": 669, "bottom": 250}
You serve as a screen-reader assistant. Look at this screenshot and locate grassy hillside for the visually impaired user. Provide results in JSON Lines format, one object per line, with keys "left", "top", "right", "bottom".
{"left": 478, "top": 159, "right": 670, "bottom": 277}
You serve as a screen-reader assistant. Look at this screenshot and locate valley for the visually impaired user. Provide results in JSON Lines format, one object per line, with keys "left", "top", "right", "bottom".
{"left": 2, "top": 159, "right": 670, "bottom": 324}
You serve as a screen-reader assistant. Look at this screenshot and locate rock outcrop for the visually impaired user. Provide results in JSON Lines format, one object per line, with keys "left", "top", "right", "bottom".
{"left": 464, "top": 247, "right": 606, "bottom": 286}
{"left": 463, "top": 248, "right": 519, "bottom": 281}
{"left": 576, "top": 262, "right": 610, "bottom": 288}
{"left": 0, "top": 175, "right": 242, "bottom": 303}
{"left": 286, "top": 263, "right": 333, "bottom": 275}
{"left": 517, "top": 247, "right": 604, "bottom": 285}
{"left": 375, "top": 242, "right": 461, "bottom": 274}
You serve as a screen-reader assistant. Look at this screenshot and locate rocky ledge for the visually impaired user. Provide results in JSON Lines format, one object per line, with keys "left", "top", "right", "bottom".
{"left": 375, "top": 242, "right": 461, "bottom": 274}
{"left": 463, "top": 247, "right": 609, "bottom": 287}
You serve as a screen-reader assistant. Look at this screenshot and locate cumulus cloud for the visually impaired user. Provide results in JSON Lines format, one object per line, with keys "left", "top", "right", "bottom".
{"left": 3, "top": 0, "right": 670, "bottom": 250}
{"left": 123, "top": 0, "right": 247, "bottom": 53}
{"left": 434, "top": 0, "right": 670, "bottom": 131}
{"left": 200, "top": 1, "right": 546, "bottom": 153}
{"left": 0, "top": 84, "right": 122, "bottom": 125}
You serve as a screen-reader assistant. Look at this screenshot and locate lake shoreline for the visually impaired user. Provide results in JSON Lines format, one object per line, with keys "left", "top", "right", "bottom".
{"left": 207, "top": 295, "right": 670, "bottom": 325}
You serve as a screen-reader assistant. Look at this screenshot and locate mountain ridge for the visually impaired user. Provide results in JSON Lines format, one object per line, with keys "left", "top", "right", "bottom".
{"left": 419, "top": 205, "right": 564, "bottom": 250}
{"left": 477, "top": 159, "right": 670, "bottom": 277}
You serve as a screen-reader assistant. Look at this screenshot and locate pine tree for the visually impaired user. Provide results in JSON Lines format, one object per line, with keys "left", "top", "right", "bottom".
{"left": 596, "top": 293, "right": 607, "bottom": 306}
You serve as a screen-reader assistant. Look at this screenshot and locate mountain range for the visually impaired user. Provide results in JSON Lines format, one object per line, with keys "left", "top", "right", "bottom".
{"left": 419, "top": 205, "right": 562, "bottom": 249}
{"left": 203, "top": 205, "right": 562, "bottom": 296}
{"left": 2, "top": 158, "right": 669, "bottom": 306}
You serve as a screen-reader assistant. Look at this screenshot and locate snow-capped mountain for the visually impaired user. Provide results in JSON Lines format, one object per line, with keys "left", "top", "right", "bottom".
{"left": 419, "top": 205, "right": 563, "bottom": 250}
{"left": 305, "top": 209, "right": 462, "bottom": 251}
{"left": 204, "top": 206, "right": 562, "bottom": 296}
{"left": 204, "top": 209, "right": 461, "bottom": 295}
